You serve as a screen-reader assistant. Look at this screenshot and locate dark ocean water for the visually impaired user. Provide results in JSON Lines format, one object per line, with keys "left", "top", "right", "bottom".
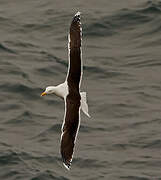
{"left": 1, "top": 0, "right": 161, "bottom": 179}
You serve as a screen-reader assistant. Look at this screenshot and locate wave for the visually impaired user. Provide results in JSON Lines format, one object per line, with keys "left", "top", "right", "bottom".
{"left": 123, "top": 58, "right": 161, "bottom": 68}
{"left": 0, "top": 83, "right": 41, "bottom": 100}
{"left": 5, "top": 40, "right": 39, "bottom": 50}
{"left": 80, "top": 125, "right": 106, "bottom": 133}
{"left": 35, "top": 52, "right": 67, "bottom": 76}
{"left": 84, "top": 65, "right": 125, "bottom": 79}
{"left": 84, "top": 1, "right": 161, "bottom": 37}
{"left": 0, "top": 149, "right": 64, "bottom": 180}
{"left": 30, "top": 170, "right": 69, "bottom": 180}
{"left": 0, "top": 43, "right": 16, "bottom": 54}
{"left": 74, "top": 158, "right": 107, "bottom": 169}
{"left": 119, "top": 175, "right": 149, "bottom": 180}
{"left": 33, "top": 123, "right": 61, "bottom": 141}
{"left": 137, "top": 0, "right": 161, "bottom": 14}
{"left": 0, "top": 63, "right": 28, "bottom": 79}
{"left": 4, "top": 111, "right": 39, "bottom": 125}
{"left": 0, "top": 150, "right": 22, "bottom": 166}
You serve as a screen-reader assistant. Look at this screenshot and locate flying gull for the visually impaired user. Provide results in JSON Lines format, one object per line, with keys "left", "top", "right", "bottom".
{"left": 41, "top": 12, "right": 90, "bottom": 170}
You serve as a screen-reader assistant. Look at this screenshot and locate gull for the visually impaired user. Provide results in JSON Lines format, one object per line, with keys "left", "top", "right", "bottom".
{"left": 41, "top": 12, "right": 90, "bottom": 170}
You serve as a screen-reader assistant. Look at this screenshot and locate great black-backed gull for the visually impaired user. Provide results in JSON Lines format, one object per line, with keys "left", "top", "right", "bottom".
{"left": 41, "top": 12, "right": 90, "bottom": 170}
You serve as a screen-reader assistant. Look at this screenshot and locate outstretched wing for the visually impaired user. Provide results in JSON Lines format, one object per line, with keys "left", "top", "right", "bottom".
{"left": 61, "top": 12, "right": 82, "bottom": 169}
{"left": 66, "top": 11, "right": 82, "bottom": 87}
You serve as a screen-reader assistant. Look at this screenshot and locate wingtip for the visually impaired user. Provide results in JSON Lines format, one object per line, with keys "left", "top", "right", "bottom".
{"left": 75, "top": 11, "right": 81, "bottom": 16}
{"left": 63, "top": 162, "right": 71, "bottom": 171}
{"left": 62, "top": 156, "right": 72, "bottom": 170}
{"left": 72, "top": 11, "right": 81, "bottom": 24}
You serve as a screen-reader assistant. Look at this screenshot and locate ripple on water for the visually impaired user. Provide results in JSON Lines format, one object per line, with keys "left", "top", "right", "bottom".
{"left": 0, "top": 43, "right": 17, "bottom": 54}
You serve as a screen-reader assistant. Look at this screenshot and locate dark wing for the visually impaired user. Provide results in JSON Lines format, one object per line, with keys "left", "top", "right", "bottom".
{"left": 66, "top": 11, "right": 82, "bottom": 87}
{"left": 61, "top": 12, "right": 82, "bottom": 169}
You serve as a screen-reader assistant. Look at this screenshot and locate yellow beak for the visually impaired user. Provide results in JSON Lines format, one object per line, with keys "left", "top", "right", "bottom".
{"left": 41, "top": 92, "right": 47, "bottom": 96}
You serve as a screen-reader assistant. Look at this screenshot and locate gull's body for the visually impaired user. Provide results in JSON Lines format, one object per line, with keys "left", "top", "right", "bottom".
{"left": 41, "top": 12, "right": 90, "bottom": 170}
{"left": 48, "top": 82, "right": 68, "bottom": 99}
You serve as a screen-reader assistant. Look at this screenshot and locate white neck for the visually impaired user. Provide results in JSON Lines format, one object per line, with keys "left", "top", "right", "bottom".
{"left": 45, "top": 82, "right": 68, "bottom": 99}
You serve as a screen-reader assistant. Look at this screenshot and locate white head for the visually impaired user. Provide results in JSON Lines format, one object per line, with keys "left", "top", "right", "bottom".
{"left": 41, "top": 86, "right": 56, "bottom": 96}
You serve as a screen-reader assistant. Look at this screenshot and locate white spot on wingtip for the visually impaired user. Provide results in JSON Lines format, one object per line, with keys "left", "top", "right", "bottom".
{"left": 63, "top": 163, "right": 71, "bottom": 170}
{"left": 75, "top": 11, "right": 81, "bottom": 16}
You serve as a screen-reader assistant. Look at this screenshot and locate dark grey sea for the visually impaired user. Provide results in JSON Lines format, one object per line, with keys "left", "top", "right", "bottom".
{"left": 1, "top": 0, "right": 161, "bottom": 179}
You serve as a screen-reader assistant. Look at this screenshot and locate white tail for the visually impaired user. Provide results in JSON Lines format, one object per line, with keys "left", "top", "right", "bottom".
{"left": 80, "top": 92, "right": 90, "bottom": 118}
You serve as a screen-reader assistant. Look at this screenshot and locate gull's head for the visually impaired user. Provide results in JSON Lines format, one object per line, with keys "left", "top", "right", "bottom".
{"left": 41, "top": 86, "right": 55, "bottom": 96}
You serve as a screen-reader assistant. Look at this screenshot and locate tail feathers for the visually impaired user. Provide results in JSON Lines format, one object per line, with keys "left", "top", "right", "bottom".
{"left": 80, "top": 92, "right": 91, "bottom": 118}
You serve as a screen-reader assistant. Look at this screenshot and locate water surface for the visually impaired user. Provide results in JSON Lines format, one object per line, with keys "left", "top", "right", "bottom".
{"left": 0, "top": 0, "right": 161, "bottom": 179}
